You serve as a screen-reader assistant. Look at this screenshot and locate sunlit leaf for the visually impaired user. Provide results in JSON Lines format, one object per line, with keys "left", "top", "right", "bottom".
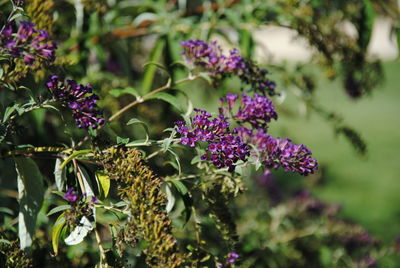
{"left": 54, "top": 158, "right": 66, "bottom": 191}
{"left": 52, "top": 212, "right": 66, "bottom": 255}
{"left": 96, "top": 172, "right": 110, "bottom": 198}
{"left": 46, "top": 205, "right": 71, "bottom": 217}
{"left": 15, "top": 158, "right": 44, "bottom": 250}
{"left": 64, "top": 216, "right": 94, "bottom": 246}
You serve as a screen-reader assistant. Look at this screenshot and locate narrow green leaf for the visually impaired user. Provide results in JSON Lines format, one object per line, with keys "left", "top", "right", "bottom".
{"left": 54, "top": 159, "right": 66, "bottom": 191}
{"left": 0, "top": 207, "right": 14, "bottom": 216}
{"left": 142, "top": 38, "right": 165, "bottom": 94}
{"left": 147, "top": 92, "right": 183, "bottom": 113}
{"left": 116, "top": 136, "right": 130, "bottom": 144}
{"left": 52, "top": 212, "right": 66, "bottom": 255}
{"left": 78, "top": 165, "right": 95, "bottom": 197}
{"left": 64, "top": 216, "right": 94, "bottom": 245}
{"left": 59, "top": 149, "right": 91, "bottom": 170}
{"left": 168, "top": 178, "right": 188, "bottom": 195}
{"left": 3, "top": 104, "right": 19, "bottom": 122}
{"left": 0, "top": 239, "right": 11, "bottom": 245}
{"left": 359, "top": 0, "right": 375, "bottom": 51}
{"left": 109, "top": 87, "right": 140, "bottom": 98}
{"left": 126, "top": 118, "right": 150, "bottom": 142}
{"left": 15, "top": 158, "right": 45, "bottom": 250}
{"left": 46, "top": 205, "right": 71, "bottom": 217}
{"left": 198, "top": 72, "right": 213, "bottom": 85}
{"left": 163, "top": 184, "right": 175, "bottom": 213}
{"left": 239, "top": 29, "right": 255, "bottom": 59}
{"left": 167, "top": 148, "right": 181, "bottom": 175}
{"left": 96, "top": 172, "right": 110, "bottom": 198}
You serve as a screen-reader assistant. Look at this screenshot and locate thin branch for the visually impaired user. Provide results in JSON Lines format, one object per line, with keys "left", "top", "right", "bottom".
{"left": 75, "top": 75, "right": 201, "bottom": 149}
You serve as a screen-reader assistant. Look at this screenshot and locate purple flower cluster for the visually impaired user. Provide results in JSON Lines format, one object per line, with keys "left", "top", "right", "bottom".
{"left": 46, "top": 76, "right": 105, "bottom": 129}
{"left": 64, "top": 187, "right": 78, "bottom": 202}
{"left": 175, "top": 109, "right": 249, "bottom": 171}
{"left": 0, "top": 21, "right": 56, "bottom": 65}
{"left": 237, "top": 127, "right": 318, "bottom": 175}
{"left": 220, "top": 93, "right": 277, "bottom": 129}
{"left": 180, "top": 40, "right": 246, "bottom": 75}
{"left": 180, "top": 39, "right": 277, "bottom": 96}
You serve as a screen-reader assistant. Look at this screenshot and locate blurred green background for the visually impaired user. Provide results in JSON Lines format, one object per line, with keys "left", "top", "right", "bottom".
{"left": 272, "top": 61, "right": 400, "bottom": 242}
{"left": 180, "top": 60, "right": 400, "bottom": 243}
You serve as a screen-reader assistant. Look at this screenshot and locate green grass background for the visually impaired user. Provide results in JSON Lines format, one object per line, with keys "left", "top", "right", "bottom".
{"left": 271, "top": 61, "right": 400, "bottom": 241}
{"left": 183, "top": 60, "right": 400, "bottom": 242}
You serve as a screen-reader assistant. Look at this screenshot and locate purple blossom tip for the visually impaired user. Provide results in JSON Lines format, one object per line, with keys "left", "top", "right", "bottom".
{"left": 237, "top": 128, "right": 318, "bottom": 176}
{"left": 63, "top": 187, "right": 79, "bottom": 202}
{"left": 180, "top": 39, "right": 277, "bottom": 95}
{"left": 227, "top": 252, "right": 239, "bottom": 264}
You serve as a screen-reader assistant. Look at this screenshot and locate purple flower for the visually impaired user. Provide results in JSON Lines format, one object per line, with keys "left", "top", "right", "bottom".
{"left": 90, "top": 196, "right": 99, "bottom": 204}
{"left": 180, "top": 40, "right": 246, "bottom": 75}
{"left": 180, "top": 39, "right": 277, "bottom": 96}
{"left": 0, "top": 20, "right": 56, "bottom": 65}
{"left": 46, "top": 76, "right": 105, "bottom": 129}
{"left": 63, "top": 187, "right": 78, "bottom": 202}
{"left": 220, "top": 93, "right": 277, "bottom": 129}
{"left": 175, "top": 109, "right": 249, "bottom": 171}
{"left": 237, "top": 128, "right": 318, "bottom": 175}
{"left": 226, "top": 252, "right": 239, "bottom": 264}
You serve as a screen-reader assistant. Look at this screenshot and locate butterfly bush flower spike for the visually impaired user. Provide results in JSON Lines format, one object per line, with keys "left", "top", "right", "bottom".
{"left": 175, "top": 109, "right": 249, "bottom": 171}
{"left": 0, "top": 21, "right": 56, "bottom": 65}
{"left": 220, "top": 93, "right": 277, "bottom": 129}
{"left": 180, "top": 39, "right": 276, "bottom": 96}
{"left": 46, "top": 76, "right": 105, "bottom": 129}
{"left": 237, "top": 128, "right": 318, "bottom": 175}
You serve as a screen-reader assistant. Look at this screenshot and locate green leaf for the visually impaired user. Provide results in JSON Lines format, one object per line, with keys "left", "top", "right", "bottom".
{"left": 0, "top": 239, "right": 11, "bottom": 245}
{"left": 116, "top": 136, "right": 130, "bottom": 145}
{"left": 54, "top": 159, "right": 66, "bottom": 191}
{"left": 147, "top": 92, "right": 183, "bottom": 113}
{"left": 125, "top": 139, "right": 155, "bottom": 147}
{"left": 239, "top": 29, "right": 255, "bottom": 58}
{"left": 46, "top": 205, "right": 71, "bottom": 217}
{"left": 2, "top": 103, "right": 19, "bottom": 122}
{"left": 78, "top": 165, "right": 95, "bottom": 197}
{"left": 96, "top": 172, "right": 110, "bottom": 198}
{"left": 163, "top": 183, "right": 175, "bottom": 213}
{"left": 167, "top": 148, "right": 181, "bottom": 175}
{"left": 142, "top": 38, "right": 165, "bottom": 94}
{"left": 15, "top": 158, "right": 45, "bottom": 250}
{"left": 190, "top": 155, "right": 202, "bottom": 165}
{"left": 167, "top": 179, "right": 192, "bottom": 224}
{"left": 143, "top": 61, "right": 170, "bottom": 75}
{"left": 126, "top": 118, "right": 150, "bottom": 141}
{"left": 59, "top": 149, "right": 91, "bottom": 170}
{"left": 0, "top": 207, "right": 14, "bottom": 216}
{"left": 197, "top": 72, "right": 213, "bottom": 85}
{"left": 109, "top": 87, "right": 140, "bottom": 98}
{"left": 64, "top": 216, "right": 94, "bottom": 245}
{"left": 168, "top": 178, "right": 188, "bottom": 195}
{"left": 52, "top": 212, "right": 66, "bottom": 255}
{"left": 359, "top": 0, "right": 375, "bottom": 51}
